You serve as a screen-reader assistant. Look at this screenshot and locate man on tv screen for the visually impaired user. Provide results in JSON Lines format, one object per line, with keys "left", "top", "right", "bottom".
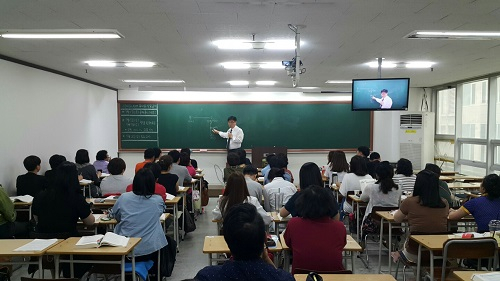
{"left": 371, "top": 89, "right": 393, "bottom": 109}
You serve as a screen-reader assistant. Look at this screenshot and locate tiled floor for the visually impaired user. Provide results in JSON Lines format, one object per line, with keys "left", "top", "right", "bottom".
{"left": 10, "top": 198, "right": 409, "bottom": 281}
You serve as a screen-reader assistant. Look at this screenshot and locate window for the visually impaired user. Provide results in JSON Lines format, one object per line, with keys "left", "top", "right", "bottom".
{"left": 436, "top": 88, "right": 455, "bottom": 135}
{"left": 461, "top": 80, "right": 488, "bottom": 139}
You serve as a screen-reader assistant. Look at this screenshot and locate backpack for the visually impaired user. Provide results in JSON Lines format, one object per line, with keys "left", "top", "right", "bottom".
{"left": 183, "top": 208, "right": 196, "bottom": 233}
{"left": 161, "top": 235, "right": 177, "bottom": 277}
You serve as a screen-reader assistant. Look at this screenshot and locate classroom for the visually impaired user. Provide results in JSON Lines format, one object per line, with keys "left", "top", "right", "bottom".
{"left": 1, "top": 1, "right": 500, "bottom": 281}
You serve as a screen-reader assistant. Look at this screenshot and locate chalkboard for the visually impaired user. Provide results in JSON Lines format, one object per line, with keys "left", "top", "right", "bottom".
{"left": 119, "top": 102, "right": 372, "bottom": 150}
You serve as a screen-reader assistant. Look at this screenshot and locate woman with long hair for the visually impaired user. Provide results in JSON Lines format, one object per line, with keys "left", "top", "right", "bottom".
{"left": 339, "top": 155, "right": 373, "bottom": 214}
{"left": 326, "top": 150, "right": 350, "bottom": 186}
{"left": 213, "top": 172, "right": 271, "bottom": 225}
{"left": 393, "top": 169, "right": 449, "bottom": 262}
{"left": 280, "top": 162, "right": 328, "bottom": 218}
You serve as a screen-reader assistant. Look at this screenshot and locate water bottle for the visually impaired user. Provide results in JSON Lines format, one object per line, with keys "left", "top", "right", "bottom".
{"left": 488, "top": 220, "right": 500, "bottom": 242}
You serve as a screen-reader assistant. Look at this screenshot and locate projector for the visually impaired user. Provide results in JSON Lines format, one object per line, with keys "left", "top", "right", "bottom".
{"left": 282, "top": 60, "right": 294, "bottom": 67}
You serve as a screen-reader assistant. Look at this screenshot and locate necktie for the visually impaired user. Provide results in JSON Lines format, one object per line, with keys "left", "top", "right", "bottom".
{"left": 227, "top": 129, "right": 232, "bottom": 150}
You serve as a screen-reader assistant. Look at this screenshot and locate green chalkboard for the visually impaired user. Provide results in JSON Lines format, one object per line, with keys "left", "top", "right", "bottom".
{"left": 119, "top": 102, "right": 371, "bottom": 150}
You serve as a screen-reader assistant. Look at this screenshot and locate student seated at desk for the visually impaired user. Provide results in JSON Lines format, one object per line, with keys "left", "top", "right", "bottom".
{"left": 16, "top": 155, "right": 47, "bottom": 197}
{"left": 449, "top": 173, "right": 500, "bottom": 232}
{"left": 196, "top": 203, "right": 293, "bottom": 281}
{"left": 179, "top": 152, "right": 196, "bottom": 177}
{"left": 325, "top": 150, "right": 349, "bottom": 187}
{"left": 360, "top": 161, "right": 401, "bottom": 235}
{"left": 280, "top": 162, "right": 324, "bottom": 218}
{"left": 263, "top": 168, "right": 296, "bottom": 212}
{"left": 168, "top": 150, "right": 192, "bottom": 187}
{"left": 263, "top": 154, "right": 293, "bottom": 185}
{"left": 339, "top": 155, "right": 373, "bottom": 214}
{"left": 0, "top": 185, "right": 16, "bottom": 238}
{"left": 181, "top": 147, "right": 197, "bottom": 169}
{"left": 126, "top": 163, "right": 166, "bottom": 201}
{"left": 93, "top": 150, "right": 110, "bottom": 174}
{"left": 261, "top": 153, "right": 275, "bottom": 178}
{"left": 100, "top": 157, "right": 132, "bottom": 195}
{"left": 75, "top": 149, "right": 101, "bottom": 186}
{"left": 44, "top": 154, "right": 66, "bottom": 187}
{"left": 157, "top": 155, "right": 179, "bottom": 196}
{"left": 223, "top": 152, "right": 244, "bottom": 183}
{"left": 135, "top": 148, "right": 155, "bottom": 174}
{"left": 243, "top": 165, "right": 264, "bottom": 202}
{"left": 425, "top": 163, "right": 458, "bottom": 207}
{"left": 111, "top": 169, "right": 168, "bottom": 272}
{"left": 213, "top": 172, "right": 271, "bottom": 226}
{"left": 392, "top": 169, "right": 449, "bottom": 263}
{"left": 284, "top": 185, "right": 345, "bottom": 274}
{"left": 392, "top": 158, "right": 416, "bottom": 193}
{"left": 236, "top": 148, "right": 252, "bottom": 166}
{"left": 153, "top": 147, "right": 162, "bottom": 162}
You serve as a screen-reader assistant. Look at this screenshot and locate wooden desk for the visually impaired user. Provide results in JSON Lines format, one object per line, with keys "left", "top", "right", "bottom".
{"left": 87, "top": 198, "right": 116, "bottom": 209}
{"left": 375, "top": 210, "right": 407, "bottom": 275}
{"left": 177, "top": 186, "right": 191, "bottom": 239}
{"left": 85, "top": 213, "right": 171, "bottom": 234}
{"left": 0, "top": 239, "right": 63, "bottom": 278}
{"left": 203, "top": 235, "right": 282, "bottom": 266}
{"left": 452, "top": 271, "right": 492, "bottom": 281}
{"left": 79, "top": 180, "right": 93, "bottom": 198}
{"left": 348, "top": 194, "right": 366, "bottom": 243}
{"left": 46, "top": 237, "right": 141, "bottom": 281}
{"left": 294, "top": 274, "right": 396, "bottom": 281}
{"left": 449, "top": 175, "right": 484, "bottom": 183}
{"left": 165, "top": 196, "right": 181, "bottom": 246}
{"left": 411, "top": 234, "right": 454, "bottom": 281}
{"left": 280, "top": 234, "right": 362, "bottom": 273}
{"left": 269, "top": 211, "right": 291, "bottom": 236}
{"left": 13, "top": 201, "right": 33, "bottom": 218}
{"left": 440, "top": 176, "right": 454, "bottom": 183}
{"left": 447, "top": 182, "right": 480, "bottom": 190}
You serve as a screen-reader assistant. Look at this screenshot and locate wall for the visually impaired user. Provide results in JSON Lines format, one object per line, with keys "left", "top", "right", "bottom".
{"left": 0, "top": 59, "right": 118, "bottom": 195}
{"left": 118, "top": 88, "right": 430, "bottom": 187}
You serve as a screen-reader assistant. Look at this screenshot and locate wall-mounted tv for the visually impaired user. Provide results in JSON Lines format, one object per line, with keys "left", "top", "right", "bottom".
{"left": 352, "top": 78, "right": 410, "bottom": 111}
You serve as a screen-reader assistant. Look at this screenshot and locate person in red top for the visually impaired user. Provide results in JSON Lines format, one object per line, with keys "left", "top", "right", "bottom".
{"left": 127, "top": 162, "right": 166, "bottom": 201}
{"left": 135, "top": 148, "right": 156, "bottom": 174}
{"left": 284, "top": 185, "right": 345, "bottom": 274}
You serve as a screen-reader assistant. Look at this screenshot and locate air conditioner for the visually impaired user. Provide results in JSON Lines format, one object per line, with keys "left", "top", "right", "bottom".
{"left": 399, "top": 112, "right": 435, "bottom": 170}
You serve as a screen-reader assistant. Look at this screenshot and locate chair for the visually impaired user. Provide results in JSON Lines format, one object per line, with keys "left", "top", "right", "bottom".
{"left": 86, "top": 250, "right": 160, "bottom": 281}
{"left": 294, "top": 268, "right": 352, "bottom": 274}
{"left": 440, "top": 237, "right": 498, "bottom": 281}
{"left": 360, "top": 206, "right": 401, "bottom": 265}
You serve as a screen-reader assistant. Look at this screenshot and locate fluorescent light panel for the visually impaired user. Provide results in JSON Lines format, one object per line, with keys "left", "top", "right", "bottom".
{"left": 407, "top": 30, "right": 500, "bottom": 40}
{"left": 221, "top": 61, "right": 283, "bottom": 69}
{"left": 365, "top": 60, "right": 434, "bottom": 68}
{"left": 85, "top": 61, "right": 156, "bottom": 68}
{"left": 123, "top": 80, "right": 185, "bottom": 83}
{"left": 0, "top": 29, "right": 123, "bottom": 39}
{"left": 214, "top": 39, "right": 296, "bottom": 50}
{"left": 255, "top": 81, "right": 277, "bottom": 86}
{"left": 325, "top": 80, "right": 352, "bottom": 84}
{"left": 228, "top": 81, "right": 249, "bottom": 86}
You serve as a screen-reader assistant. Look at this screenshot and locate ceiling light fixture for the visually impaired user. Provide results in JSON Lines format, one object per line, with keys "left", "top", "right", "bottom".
{"left": 221, "top": 61, "right": 283, "bottom": 69}
{"left": 228, "top": 81, "right": 249, "bottom": 86}
{"left": 365, "top": 60, "right": 435, "bottom": 69}
{"left": 255, "top": 81, "right": 277, "bottom": 86}
{"left": 406, "top": 30, "right": 500, "bottom": 40}
{"left": 0, "top": 29, "right": 123, "bottom": 39}
{"left": 366, "top": 61, "right": 397, "bottom": 68}
{"left": 298, "top": 87, "right": 319, "bottom": 89}
{"left": 85, "top": 61, "right": 156, "bottom": 67}
{"left": 325, "top": 80, "right": 352, "bottom": 84}
{"left": 213, "top": 39, "right": 296, "bottom": 50}
{"left": 123, "top": 80, "right": 185, "bottom": 83}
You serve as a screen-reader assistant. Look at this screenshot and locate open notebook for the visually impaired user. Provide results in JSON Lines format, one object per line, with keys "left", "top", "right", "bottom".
{"left": 76, "top": 232, "right": 129, "bottom": 248}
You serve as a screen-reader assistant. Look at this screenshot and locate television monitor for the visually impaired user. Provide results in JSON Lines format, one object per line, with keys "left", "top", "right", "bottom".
{"left": 351, "top": 78, "right": 410, "bottom": 111}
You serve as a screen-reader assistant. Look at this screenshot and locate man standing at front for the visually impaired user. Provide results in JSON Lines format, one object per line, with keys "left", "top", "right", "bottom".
{"left": 371, "top": 89, "right": 393, "bottom": 109}
{"left": 212, "top": 116, "right": 244, "bottom": 152}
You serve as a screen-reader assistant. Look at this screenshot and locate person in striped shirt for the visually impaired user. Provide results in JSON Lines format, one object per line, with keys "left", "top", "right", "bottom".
{"left": 392, "top": 158, "right": 416, "bottom": 193}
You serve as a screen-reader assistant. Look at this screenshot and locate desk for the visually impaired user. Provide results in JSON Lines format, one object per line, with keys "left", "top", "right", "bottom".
{"left": 177, "top": 186, "right": 191, "bottom": 239}
{"left": 164, "top": 196, "right": 181, "bottom": 246}
{"left": 79, "top": 180, "right": 93, "bottom": 198}
{"left": 87, "top": 198, "right": 115, "bottom": 210}
{"left": 411, "top": 234, "right": 452, "bottom": 281}
{"left": 192, "top": 175, "right": 204, "bottom": 214}
{"left": 440, "top": 176, "right": 454, "bottom": 183}
{"left": 452, "top": 271, "right": 493, "bottom": 281}
{"left": 47, "top": 237, "right": 141, "bottom": 281}
{"left": 449, "top": 175, "right": 484, "bottom": 183}
{"left": 375, "top": 211, "right": 407, "bottom": 274}
{"left": 13, "top": 201, "right": 32, "bottom": 219}
{"left": 447, "top": 182, "right": 480, "bottom": 190}
{"left": 294, "top": 274, "right": 396, "bottom": 281}
{"left": 280, "top": 234, "right": 362, "bottom": 273}
{"left": 269, "top": 211, "right": 291, "bottom": 236}
{"left": 86, "top": 213, "right": 171, "bottom": 234}
{"left": 348, "top": 194, "right": 366, "bottom": 243}
{"left": 202, "top": 235, "right": 282, "bottom": 266}
{"left": 0, "top": 239, "right": 63, "bottom": 278}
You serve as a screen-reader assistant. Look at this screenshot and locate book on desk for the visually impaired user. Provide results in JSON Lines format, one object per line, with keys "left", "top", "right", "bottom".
{"left": 10, "top": 195, "right": 34, "bottom": 203}
{"left": 76, "top": 232, "right": 129, "bottom": 248}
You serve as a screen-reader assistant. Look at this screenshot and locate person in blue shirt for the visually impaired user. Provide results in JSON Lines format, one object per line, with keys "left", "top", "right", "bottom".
{"left": 195, "top": 203, "right": 293, "bottom": 281}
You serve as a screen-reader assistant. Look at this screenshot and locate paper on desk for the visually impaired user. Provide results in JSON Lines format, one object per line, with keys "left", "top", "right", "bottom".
{"left": 9, "top": 195, "right": 34, "bottom": 203}
{"left": 93, "top": 214, "right": 102, "bottom": 221}
{"left": 100, "top": 173, "right": 110, "bottom": 177}
{"left": 449, "top": 232, "right": 490, "bottom": 239}
{"left": 13, "top": 239, "right": 58, "bottom": 251}
{"left": 166, "top": 193, "right": 175, "bottom": 200}
{"left": 80, "top": 179, "right": 92, "bottom": 184}
{"left": 472, "top": 272, "right": 500, "bottom": 281}
{"left": 178, "top": 186, "right": 187, "bottom": 191}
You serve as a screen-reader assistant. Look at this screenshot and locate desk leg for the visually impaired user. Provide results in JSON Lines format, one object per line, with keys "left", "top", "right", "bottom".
{"left": 38, "top": 256, "right": 43, "bottom": 278}
{"left": 54, "top": 255, "right": 60, "bottom": 279}
{"left": 132, "top": 250, "right": 136, "bottom": 281}
{"left": 173, "top": 207, "right": 179, "bottom": 250}
{"left": 121, "top": 255, "right": 125, "bottom": 281}
{"left": 378, "top": 217, "right": 384, "bottom": 273}
{"left": 356, "top": 201, "right": 360, "bottom": 243}
{"left": 70, "top": 255, "right": 74, "bottom": 278}
{"left": 351, "top": 250, "right": 354, "bottom": 273}
{"left": 284, "top": 250, "right": 290, "bottom": 272}
{"left": 430, "top": 250, "right": 434, "bottom": 281}
{"left": 388, "top": 220, "right": 392, "bottom": 274}
{"left": 157, "top": 250, "right": 161, "bottom": 281}
{"left": 182, "top": 191, "right": 187, "bottom": 240}
{"left": 416, "top": 244, "right": 422, "bottom": 281}
{"left": 208, "top": 253, "right": 213, "bottom": 266}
